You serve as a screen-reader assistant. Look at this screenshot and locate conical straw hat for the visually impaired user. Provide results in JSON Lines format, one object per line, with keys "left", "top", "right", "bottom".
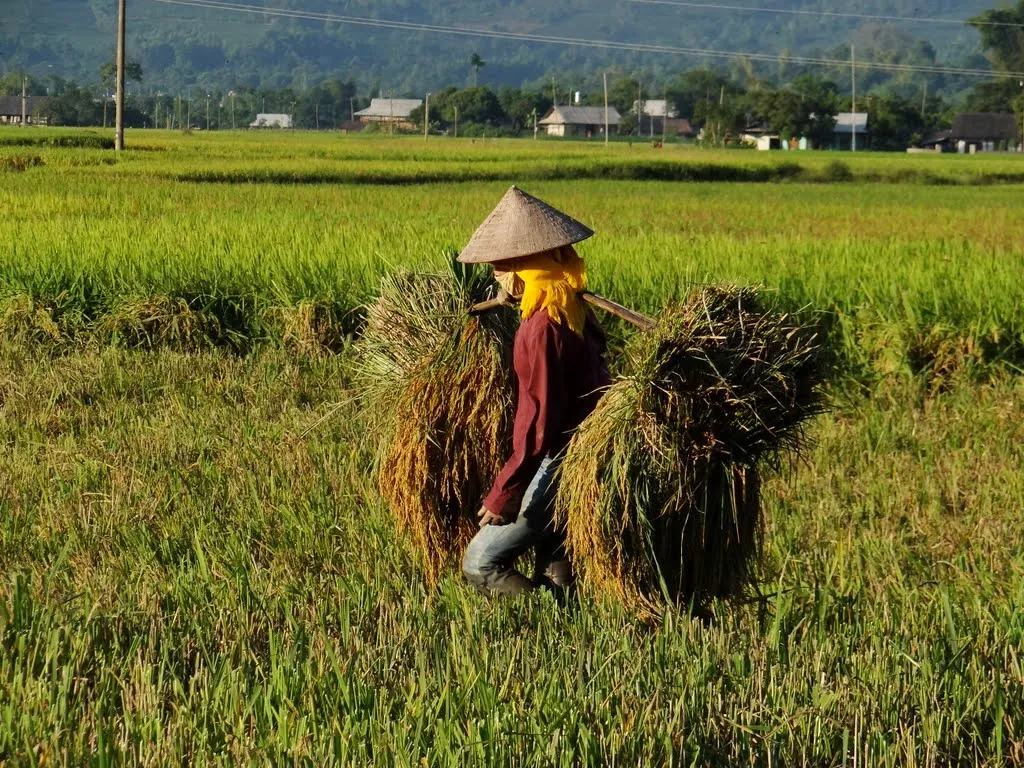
{"left": 457, "top": 185, "right": 594, "bottom": 264}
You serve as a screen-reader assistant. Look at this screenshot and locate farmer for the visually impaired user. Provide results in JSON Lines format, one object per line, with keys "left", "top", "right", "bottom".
{"left": 458, "top": 186, "right": 610, "bottom": 596}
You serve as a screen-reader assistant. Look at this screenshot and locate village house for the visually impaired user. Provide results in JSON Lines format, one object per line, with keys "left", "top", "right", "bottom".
{"left": 634, "top": 99, "right": 695, "bottom": 138}
{"left": 249, "top": 113, "right": 293, "bottom": 129}
{"left": 832, "top": 112, "right": 868, "bottom": 150}
{"left": 538, "top": 105, "right": 621, "bottom": 137}
{"left": 0, "top": 95, "right": 49, "bottom": 126}
{"left": 749, "top": 111, "right": 871, "bottom": 150}
{"left": 919, "top": 113, "right": 1019, "bottom": 153}
{"left": 353, "top": 98, "right": 423, "bottom": 131}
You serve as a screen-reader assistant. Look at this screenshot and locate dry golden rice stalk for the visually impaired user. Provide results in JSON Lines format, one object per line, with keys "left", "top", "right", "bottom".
{"left": 357, "top": 265, "right": 516, "bottom": 584}
{"left": 559, "top": 286, "right": 825, "bottom": 616}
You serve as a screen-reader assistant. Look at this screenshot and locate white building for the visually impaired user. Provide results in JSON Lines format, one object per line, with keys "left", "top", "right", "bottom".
{"left": 833, "top": 112, "right": 869, "bottom": 150}
{"left": 354, "top": 98, "right": 423, "bottom": 129}
{"left": 249, "top": 113, "right": 293, "bottom": 129}
{"left": 538, "top": 106, "right": 621, "bottom": 137}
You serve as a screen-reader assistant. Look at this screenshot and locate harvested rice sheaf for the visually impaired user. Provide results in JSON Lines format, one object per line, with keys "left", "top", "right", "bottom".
{"left": 357, "top": 264, "right": 517, "bottom": 585}
{"left": 559, "top": 286, "right": 826, "bottom": 616}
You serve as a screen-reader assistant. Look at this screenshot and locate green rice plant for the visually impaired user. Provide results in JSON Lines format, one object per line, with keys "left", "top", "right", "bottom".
{"left": 0, "top": 155, "right": 45, "bottom": 172}
{"left": 356, "top": 261, "right": 517, "bottom": 583}
{"left": 560, "top": 286, "right": 827, "bottom": 615}
{"left": 2, "top": 132, "right": 1023, "bottom": 373}
{"left": 0, "top": 129, "right": 1019, "bottom": 764}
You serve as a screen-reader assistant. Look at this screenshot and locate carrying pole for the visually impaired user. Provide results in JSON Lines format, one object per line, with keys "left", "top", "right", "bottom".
{"left": 470, "top": 291, "right": 655, "bottom": 331}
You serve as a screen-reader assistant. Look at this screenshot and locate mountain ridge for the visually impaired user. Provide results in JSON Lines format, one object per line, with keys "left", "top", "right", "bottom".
{"left": 1, "top": 0, "right": 998, "bottom": 95}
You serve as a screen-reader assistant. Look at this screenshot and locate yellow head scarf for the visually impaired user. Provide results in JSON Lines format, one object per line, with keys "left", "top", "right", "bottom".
{"left": 514, "top": 246, "right": 588, "bottom": 336}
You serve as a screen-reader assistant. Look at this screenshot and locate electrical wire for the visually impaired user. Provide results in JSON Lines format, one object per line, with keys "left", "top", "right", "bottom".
{"left": 628, "top": 0, "right": 1024, "bottom": 29}
{"left": 152, "top": 0, "right": 1024, "bottom": 79}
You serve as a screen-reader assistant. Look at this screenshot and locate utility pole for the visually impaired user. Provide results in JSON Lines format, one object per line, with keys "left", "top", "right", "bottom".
{"left": 454, "top": 105, "right": 459, "bottom": 138}
{"left": 231, "top": 92, "right": 236, "bottom": 129}
{"left": 851, "top": 44, "right": 857, "bottom": 152}
{"left": 115, "top": 0, "right": 126, "bottom": 150}
{"left": 349, "top": 96, "right": 354, "bottom": 122}
{"left": 532, "top": 108, "right": 537, "bottom": 139}
{"left": 424, "top": 92, "right": 429, "bottom": 140}
{"left": 186, "top": 94, "right": 191, "bottom": 131}
{"left": 206, "top": 94, "right": 211, "bottom": 131}
{"left": 662, "top": 86, "right": 667, "bottom": 146}
{"left": 637, "top": 82, "right": 643, "bottom": 138}
{"left": 921, "top": 81, "right": 928, "bottom": 119}
{"left": 154, "top": 98, "right": 159, "bottom": 130}
{"left": 21, "top": 76, "right": 28, "bottom": 125}
{"left": 552, "top": 77, "right": 557, "bottom": 106}
{"left": 603, "top": 71, "right": 609, "bottom": 147}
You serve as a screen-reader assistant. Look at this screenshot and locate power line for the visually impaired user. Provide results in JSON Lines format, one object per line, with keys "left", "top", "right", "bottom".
{"left": 629, "top": 0, "right": 1024, "bottom": 29}
{"left": 152, "top": 0, "right": 1024, "bottom": 79}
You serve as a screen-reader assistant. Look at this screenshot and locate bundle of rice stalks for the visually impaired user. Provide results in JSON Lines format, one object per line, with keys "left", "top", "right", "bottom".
{"left": 356, "top": 262, "right": 517, "bottom": 584}
{"left": 559, "top": 286, "right": 826, "bottom": 616}
{"left": 97, "top": 295, "right": 225, "bottom": 350}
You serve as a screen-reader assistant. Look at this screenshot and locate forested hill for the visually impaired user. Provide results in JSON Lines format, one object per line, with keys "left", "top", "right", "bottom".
{"left": 2, "top": 0, "right": 999, "bottom": 94}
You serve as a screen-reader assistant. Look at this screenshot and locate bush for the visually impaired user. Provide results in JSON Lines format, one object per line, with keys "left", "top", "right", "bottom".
{"left": 824, "top": 160, "right": 854, "bottom": 182}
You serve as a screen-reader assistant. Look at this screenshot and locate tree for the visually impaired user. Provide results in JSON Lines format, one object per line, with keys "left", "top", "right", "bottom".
{"left": 969, "top": 1, "right": 1024, "bottom": 73}
{"left": 290, "top": 78, "right": 357, "bottom": 129}
{"left": 859, "top": 93, "right": 932, "bottom": 151}
{"left": 965, "top": 78, "right": 1024, "bottom": 141}
{"left": 409, "top": 86, "right": 505, "bottom": 131}
{"left": 665, "top": 70, "right": 748, "bottom": 146}
{"left": 755, "top": 76, "right": 839, "bottom": 148}
{"left": 99, "top": 56, "right": 144, "bottom": 92}
{"left": 966, "top": 1, "right": 1024, "bottom": 126}
{"left": 39, "top": 85, "right": 103, "bottom": 126}
{"left": 606, "top": 76, "right": 642, "bottom": 117}
{"left": 695, "top": 97, "right": 747, "bottom": 146}
{"left": 0, "top": 72, "right": 33, "bottom": 96}
{"left": 666, "top": 69, "right": 741, "bottom": 121}
{"left": 470, "top": 53, "right": 486, "bottom": 87}
{"left": 498, "top": 87, "right": 551, "bottom": 131}
{"left": 967, "top": 79, "right": 1021, "bottom": 113}
{"left": 792, "top": 75, "right": 840, "bottom": 148}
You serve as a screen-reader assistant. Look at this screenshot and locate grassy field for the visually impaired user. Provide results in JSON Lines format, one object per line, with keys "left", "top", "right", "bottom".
{"left": 0, "top": 130, "right": 1022, "bottom": 765}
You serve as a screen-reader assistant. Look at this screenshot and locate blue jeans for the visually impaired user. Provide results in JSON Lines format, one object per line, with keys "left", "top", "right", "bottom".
{"left": 462, "top": 457, "right": 573, "bottom": 596}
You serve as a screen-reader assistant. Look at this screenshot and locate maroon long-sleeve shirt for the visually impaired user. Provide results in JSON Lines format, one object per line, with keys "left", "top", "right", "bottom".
{"left": 482, "top": 310, "right": 611, "bottom": 519}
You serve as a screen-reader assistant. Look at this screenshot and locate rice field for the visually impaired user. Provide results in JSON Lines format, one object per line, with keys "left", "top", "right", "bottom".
{"left": 0, "top": 129, "right": 1022, "bottom": 765}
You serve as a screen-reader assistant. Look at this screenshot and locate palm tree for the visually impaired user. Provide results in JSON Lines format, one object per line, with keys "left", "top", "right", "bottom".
{"left": 470, "top": 53, "right": 486, "bottom": 87}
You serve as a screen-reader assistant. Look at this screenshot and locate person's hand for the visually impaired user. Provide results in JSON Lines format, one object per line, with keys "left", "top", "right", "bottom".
{"left": 477, "top": 505, "right": 510, "bottom": 528}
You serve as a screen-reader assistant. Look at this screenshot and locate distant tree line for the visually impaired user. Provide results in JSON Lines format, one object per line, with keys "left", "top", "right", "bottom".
{"left": 3, "top": 0, "right": 1017, "bottom": 102}
{"left": 2, "top": 0, "right": 1022, "bottom": 151}
{"left": 1, "top": 62, "right": 363, "bottom": 132}
{"left": 0, "top": 68, "right": 1004, "bottom": 150}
